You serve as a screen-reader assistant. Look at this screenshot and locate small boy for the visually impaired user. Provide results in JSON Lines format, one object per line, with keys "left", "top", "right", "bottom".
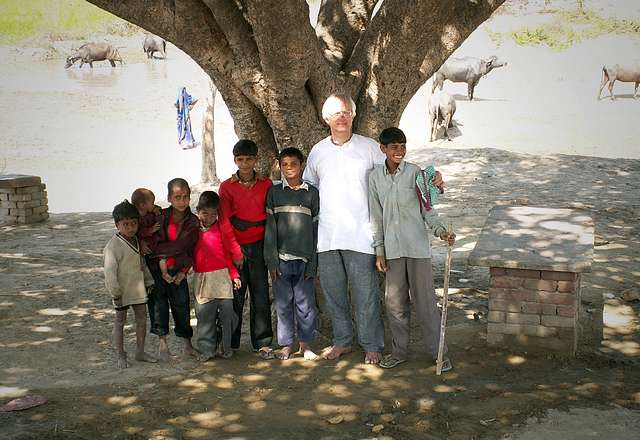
{"left": 193, "top": 191, "right": 242, "bottom": 361}
{"left": 131, "top": 188, "right": 172, "bottom": 283}
{"left": 219, "top": 139, "right": 274, "bottom": 359}
{"left": 368, "top": 127, "right": 456, "bottom": 371}
{"left": 264, "top": 147, "right": 320, "bottom": 360}
{"left": 103, "top": 200, "right": 157, "bottom": 368}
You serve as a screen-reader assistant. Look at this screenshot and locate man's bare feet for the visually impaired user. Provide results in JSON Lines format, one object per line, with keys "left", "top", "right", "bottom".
{"left": 276, "top": 345, "right": 294, "bottom": 360}
{"left": 135, "top": 351, "right": 158, "bottom": 363}
{"left": 364, "top": 351, "right": 382, "bottom": 365}
{"left": 116, "top": 352, "right": 129, "bottom": 369}
{"left": 321, "top": 345, "right": 352, "bottom": 360}
{"left": 183, "top": 339, "right": 198, "bottom": 358}
{"left": 295, "top": 342, "right": 319, "bottom": 361}
{"left": 158, "top": 337, "right": 172, "bottom": 362}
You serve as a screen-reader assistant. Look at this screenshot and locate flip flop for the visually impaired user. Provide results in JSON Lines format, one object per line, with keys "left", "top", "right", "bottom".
{"left": 439, "top": 357, "right": 453, "bottom": 372}
{"left": 257, "top": 347, "right": 275, "bottom": 360}
{"left": 379, "top": 355, "right": 407, "bottom": 369}
{"left": 0, "top": 395, "right": 47, "bottom": 412}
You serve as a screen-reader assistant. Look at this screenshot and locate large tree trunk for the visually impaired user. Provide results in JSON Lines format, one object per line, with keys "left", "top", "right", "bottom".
{"left": 86, "top": 0, "right": 505, "bottom": 174}
{"left": 200, "top": 81, "right": 219, "bottom": 185}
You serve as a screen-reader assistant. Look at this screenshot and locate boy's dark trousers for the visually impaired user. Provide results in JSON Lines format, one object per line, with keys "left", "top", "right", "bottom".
{"left": 231, "top": 239, "right": 273, "bottom": 350}
{"left": 148, "top": 266, "right": 193, "bottom": 338}
{"left": 196, "top": 299, "right": 237, "bottom": 357}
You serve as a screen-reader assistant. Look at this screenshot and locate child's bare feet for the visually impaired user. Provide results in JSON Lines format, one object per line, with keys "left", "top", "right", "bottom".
{"left": 183, "top": 339, "right": 198, "bottom": 358}
{"left": 158, "top": 337, "right": 171, "bottom": 362}
{"left": 364, "top": 351, "right": 382, "bottom": 365}
{"left": 296, "top": 342, "right": 319, "bottom": 360}
{"left": 275, "top": 345, "right": 294, "bottom": 360}
{"left": 116, "top": 352, "right": 129, "bottom": 369}
{"left": 321, "top": 345, "right": 352, "bottom": 360}
{"left": 135, "top": 351, "right": 158, "bottom": 363}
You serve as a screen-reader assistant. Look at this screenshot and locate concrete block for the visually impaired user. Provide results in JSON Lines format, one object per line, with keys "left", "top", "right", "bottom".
{"left": 0, "top": 193, "right": 7, "bottom": 201}
{"left": 29, "top": 191, "right": 47, "bottom": 201}
{"left": 0, "top": 207, "right": 10, "bottom": 216}
{"left": 8, "top": 194, "right": 32, "bottom": 202}
{"left": 0, "top": 201, "right": 17, "bottom": 209}
{"left": 541, "top": 271, "right": 577, "bottom": 281}
{"left": 10, "top": 208, "right": 33, "bottom": 216}
{"left": 491, "top": 276, "right": 524, "bottom": 289}
{"left": 488, "top": 311, "right": 506, "bottom": 323}
{"left": 506, "top": 268, "right": 541, "bottom": 279}
{"left": 15, "top": 184, "right": 46, "bottom": 194}
{"left": 32, "top": 205, "right": 48, "bottom": 215}
{"left": 16, "top": 200, "right": 43, "bottom": 209}
{"left": 523, "top": 278, "right": 558, "bottom": 292}
{"left": 506, "top": 312, "right": 540, "bottom": 325}
{"left": 541, "top": 315, "right": 575, "bottom": 328}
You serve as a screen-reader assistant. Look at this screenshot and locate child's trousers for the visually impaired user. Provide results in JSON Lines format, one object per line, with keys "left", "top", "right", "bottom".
{"left": 195, "top": 299, "right": 237, "bottom": 357}
{"left": 384, "top": 257, "right": 446, "bottom": 360}
{"left": 148, "top": 267, "right": 193, "bottom": 338}
{"left": 272, "top": 259, "right": 317, "bottom": 346}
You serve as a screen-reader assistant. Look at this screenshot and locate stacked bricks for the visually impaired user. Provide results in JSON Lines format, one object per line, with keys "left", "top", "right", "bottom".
{"left": 487, "top": 267, "right": 581, "bottom": 354}
{"left": 0, "top": 174, "right": 49, "bottom": 225}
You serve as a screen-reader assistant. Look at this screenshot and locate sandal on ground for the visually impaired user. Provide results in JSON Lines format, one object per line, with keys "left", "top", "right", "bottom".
{"left": 275, "top": 347, "right": 293, "bottom": 360}
{"left": 197, "top": 353, "right": 216, "bottom": 362}
{"left": 257, "top": 347, "right": 275, "bottom": 360}
{"left": 379, "top": 355, "right": 407, "bottom": 369}
{"left": 439, "top": 357, "right": 453, "bottom": 372}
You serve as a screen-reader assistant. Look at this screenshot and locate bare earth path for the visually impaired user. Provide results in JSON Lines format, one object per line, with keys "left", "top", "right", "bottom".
{"left": 1, "top": 147, "right": 639, "bottom": 439}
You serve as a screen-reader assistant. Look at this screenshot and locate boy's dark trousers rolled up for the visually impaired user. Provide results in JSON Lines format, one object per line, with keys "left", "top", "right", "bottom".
{"left": 196, "top": 299, "right": 237, "bottom": 357}
{"left": 231, "top": 240, "right": 273, "bottom": 350}
{"left": 147, "top": 266, "right": 193, "bottom": 338}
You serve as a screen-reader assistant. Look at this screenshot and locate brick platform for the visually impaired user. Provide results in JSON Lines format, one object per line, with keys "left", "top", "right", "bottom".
{"left": 469, "top": 206, "right": 594, "bottom": 356}
{"left": 0, "top": 174, "right": 49, "bottom": 225}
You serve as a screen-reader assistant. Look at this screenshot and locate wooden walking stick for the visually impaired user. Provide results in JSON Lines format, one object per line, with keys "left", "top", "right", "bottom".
{"left": 436, "top": 222, "right": 454, "bottom": 375}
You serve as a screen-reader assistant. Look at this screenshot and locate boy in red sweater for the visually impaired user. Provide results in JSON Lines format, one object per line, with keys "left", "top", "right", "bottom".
{"left": 219, "top": 139, "right": 274, "bottom": 359}
{"left": 193, "top": 191, "right": 242, "bottom": 361}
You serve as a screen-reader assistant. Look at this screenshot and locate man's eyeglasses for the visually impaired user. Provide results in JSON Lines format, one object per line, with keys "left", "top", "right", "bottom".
{"left": 330, "top": 110, "right": 353, "bottom": 119}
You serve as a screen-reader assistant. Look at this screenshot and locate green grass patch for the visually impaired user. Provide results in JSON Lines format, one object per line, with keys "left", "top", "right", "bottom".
{"left": 0, "top": 0, "right": 134, "bottom": 44}
{"left": 506, "top": 8, "right": 640, "bottom": 50}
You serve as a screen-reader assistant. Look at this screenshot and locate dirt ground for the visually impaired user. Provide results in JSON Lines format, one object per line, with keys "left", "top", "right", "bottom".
{"left": 1, "top": 147, "right": 639, "bottom": 439}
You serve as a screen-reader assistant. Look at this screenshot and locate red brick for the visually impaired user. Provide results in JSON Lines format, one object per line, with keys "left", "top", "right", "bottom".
{"left": 506, "top": 313, "right": 540, "bottom": 325}
{"left": 523, "top": 279, "right": 558, "bottom": 292}
{"left": 541, "top": 315, "right": 575, "bottom": 328}
{"left": 537, "top": 292, "right": 575, "bottom": 305}
{"left": 489, "top": 288, "right": 537, "bottom": 302}
{"left": 489, "top": 299, "right": 521, "bottom": 313}
{"left": 541, "top": 271, "right": 577, "bottom": 281}
{"left": 556, "top": 305, "right": 576, "bottom": 317}
{"left": 520, "top": 302, "right": 542, "bottom": 314}
{"left": 488, "top": 311, "right": 506, "bottom": 322}
{"left": 522, "top": 325, "right": 558, "bottom": 337}
{"left": 541, "top": 304, "right": 558, "bottom": 315}
{"left": 505, "top": 268, "right": 541, "bottom": 279}
{"left": 491, "top": 276, "right": 524, "bottom": 289}
{"left": 557, "top": 280, "right": 576, "bottom": 293}
{"left": 490, "top": 267, "right": 506, "bottom": 276}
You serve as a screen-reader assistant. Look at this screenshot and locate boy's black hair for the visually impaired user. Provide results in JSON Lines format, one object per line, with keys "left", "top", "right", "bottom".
{"left": 197, "top": 191, "right": 220, "bottom": 211}
{"left": 379, "top": 127, "right": 407, "bottom": 145}
{"left": 278, "top": 147, "right": 305, "bottom": 164}
{"left": 167, "top": 178, "right": 190, "bottom": 197}
{"left": 112, "top": 200, "right": 140, "bottom": 223}
{"left": 233, "top": 139, "right": 258, "bottom": 157}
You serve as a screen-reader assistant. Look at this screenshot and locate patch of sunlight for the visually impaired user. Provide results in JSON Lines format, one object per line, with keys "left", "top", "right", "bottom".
{"left": 247, "top": 400, "right": 267, "bottom": 411}
{"left": 507, "top": 355, "right": 527, "bottom": 365}
{"left": 240, "top": 374, "right": 267, "bottom": 383}
{"left": 0, "top": 386, "right": 28, "bottom": 399}
{"left": 125, "top": 427, "right": 144, "bottom": 435}
{"left": 317, "top": 383, "right": 352, "bottom": 397}
{"left": 435, "top": 287, "right": 462, "bottom": 297}
{"left": 634, "top": 392, "right": 640, "bottom": 404}
{"left": 115, "top": 405, "right": 144, "bottom": 415}
{"left": 161, "top": 374, "right": 185, "bottom": 383}
{"left": 453, "top": 241, "right": 476, "bottom": 252}
{"left": 107, "top": 395, "right": 137, "bottom": 406}
{"left": 433, "top": 384, "right": 454, "bottom": 393}
{"left": 604, "top": 303, "right": 636, "bottom": 327}
{"left": 179, "top": 378, "right": 208, "bottom": 391}
{"left": 223, "top": 423, "right": 246, "bottom": 433}
{"left": 298, "top": 409, "right": 315, "bottom": 417}
{"left": 0, "top": 253, "right": 29, "bottom": 260}
{"left": 37, "top": 308, "right": 68, "bottom": 316}
{"left": 315, "top": 403, "right": 358, "bottom": 416}
{"left": 191, "top": 410, "right": 225, "bottom": 429}
{"left": 224, "top": 413, "right": 241, "bottom": 422}
{"left": 573, "top": 382, "right": 599, "bottom": 395}
{"left": 416, "top": 397, "right": 435, "bottom": 413}
{"left": 0, "top": 301, "right": 15, "bottom": 307}
{"left": 346, "top": 364, "right": 383, "bottom": 383}
{"left": 31, "top": 326, "right": 53, "bottom": 333}
{"left": 333, "top": 359, "right": 350, "bottom": 371}
{"left": 601, "top": 340, "right": 640, "bottom": 356}
{"left": 214, "top": 377, "right": 234, "bottom": 389}
{"left": 168, "top": 416, "right": 189, "bottom": 425}
{"left": 185, "top": 428, "right": 211, "bottom": 438}
{"left": 485, "top": 383, "right": 502, "bottom": 391}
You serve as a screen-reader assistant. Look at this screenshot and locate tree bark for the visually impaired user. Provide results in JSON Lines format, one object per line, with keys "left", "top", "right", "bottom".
{"left": 86, "top": 0, "right": 505, "bottom": 172}
{"left": 200, "top": 81, "right": 219, "bottom": 185}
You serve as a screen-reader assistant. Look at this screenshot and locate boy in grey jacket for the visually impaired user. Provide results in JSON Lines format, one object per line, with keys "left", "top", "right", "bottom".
{"left": 368, "top": 127, "right": 455, "bottom": 371}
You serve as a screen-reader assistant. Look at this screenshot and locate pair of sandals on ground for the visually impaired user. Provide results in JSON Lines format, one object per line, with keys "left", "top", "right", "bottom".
{"left": 256, "top": 344, "right": 453, "bottom": 372}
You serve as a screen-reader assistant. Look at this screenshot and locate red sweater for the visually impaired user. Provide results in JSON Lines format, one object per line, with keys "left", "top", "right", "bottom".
{"left": 193, "top": 221, "right": 240, "bottom": 280}
{"left": 219, "top": 176, "right": 272, "bottom": 245}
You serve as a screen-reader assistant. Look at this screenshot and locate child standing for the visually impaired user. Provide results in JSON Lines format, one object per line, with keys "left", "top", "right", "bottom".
{"left": 193, "top": 191, "right": 242, "bottom": 361}
{"left": 264, "top": 148, "right": 320, "bottom": 360}
{"left": 368, "top": 127, "right": 456, "bottom": 371}
{"left": 148, "top": 178, "right": 199, "bottom": 360}
{"left": 103, "top": 200, "right": 157, "bottom": 368}
{"left": 219, "top": 139, "right": 274, "bottom": 359}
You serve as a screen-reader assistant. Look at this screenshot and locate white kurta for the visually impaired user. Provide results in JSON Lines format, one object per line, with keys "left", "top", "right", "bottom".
{"left": 303, "top": 134, "right": 385, "bottom": 254}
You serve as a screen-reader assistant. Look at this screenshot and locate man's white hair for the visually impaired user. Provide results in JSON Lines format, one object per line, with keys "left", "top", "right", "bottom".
{"left": 321, "top": 94, "right": 357, "bottom": 121}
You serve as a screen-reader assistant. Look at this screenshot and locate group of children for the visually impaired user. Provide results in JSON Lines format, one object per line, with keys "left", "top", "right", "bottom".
{"left": 103, "top": 127, "right": 454, "bottom": 370}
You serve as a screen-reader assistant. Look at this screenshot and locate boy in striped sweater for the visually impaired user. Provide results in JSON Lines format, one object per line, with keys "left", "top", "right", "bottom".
{"left": 264, "top": 147, "right": 320, "bottom": 360}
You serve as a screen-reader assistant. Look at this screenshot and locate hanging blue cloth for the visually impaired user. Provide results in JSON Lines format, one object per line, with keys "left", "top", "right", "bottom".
{"left": 176, "top": 87, "right": 196, "bottom": 149}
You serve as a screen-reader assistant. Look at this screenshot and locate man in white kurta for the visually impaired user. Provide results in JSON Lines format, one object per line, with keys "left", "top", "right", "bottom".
{"left": 303, "top": 94, "right": 386, "bottom": 364}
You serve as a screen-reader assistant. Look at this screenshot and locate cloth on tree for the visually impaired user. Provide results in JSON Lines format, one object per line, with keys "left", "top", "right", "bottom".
{"left": 176, "top": 87, "right": 196, "bottom": 149}
{"left": 416, "top": 165, "right": 442, "bottom": 212}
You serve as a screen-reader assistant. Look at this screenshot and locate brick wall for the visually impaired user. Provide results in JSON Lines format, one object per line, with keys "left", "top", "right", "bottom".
{"left": 0, "top": 184, "right": 49, "bottom": 224}
{"left": 486, "top": 267, "right": 580, "bottom": 355}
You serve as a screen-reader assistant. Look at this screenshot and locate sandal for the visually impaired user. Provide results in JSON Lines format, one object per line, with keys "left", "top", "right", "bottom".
{"left": 257, "top": 347, "right": 275, "bottom": 360}
{"left": 379, "top": 355, "right": 406, "bottom": 369}
{"left": 439, "top": 357, "right": 453, "bottom": 372}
